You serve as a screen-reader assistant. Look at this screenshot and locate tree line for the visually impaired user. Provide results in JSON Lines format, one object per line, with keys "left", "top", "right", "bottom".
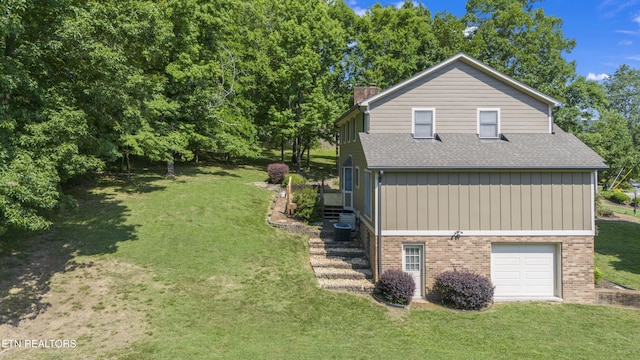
{"left": 1, "top": 0, "right": 639, "bottom": 233}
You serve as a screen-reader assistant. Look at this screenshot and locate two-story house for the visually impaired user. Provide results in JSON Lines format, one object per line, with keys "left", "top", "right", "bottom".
{"left": 336, "top": 53, "right": 607, "bottom": 303}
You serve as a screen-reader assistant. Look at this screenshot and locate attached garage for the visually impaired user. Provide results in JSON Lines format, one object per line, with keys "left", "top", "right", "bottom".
{"left": 491, "top": 244, "right": 560, "bottom": 301}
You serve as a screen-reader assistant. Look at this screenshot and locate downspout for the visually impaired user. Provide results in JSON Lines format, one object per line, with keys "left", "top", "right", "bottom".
{"left": 549, "top": 104, "right": 556, "bottom": 134}
{"left": 377, "top": 170, "right": 383, "bottom": 278}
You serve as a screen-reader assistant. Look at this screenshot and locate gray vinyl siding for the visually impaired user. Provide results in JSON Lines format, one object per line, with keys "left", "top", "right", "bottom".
{"left": 381, "top": 171, "right": 592, "bottom": 231}
{"left": 339, "top": 113, "right": 368, "bottom": 213}
{"left": 368, "top": 62, "right": 550, "bottom": 134}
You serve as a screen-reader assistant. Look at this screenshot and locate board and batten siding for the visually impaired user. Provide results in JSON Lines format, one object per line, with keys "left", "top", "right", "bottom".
{"left": 381, "top": 171, "right": 593, "bottom": 232}
{"left": 368, "top": 62, "right": 550, "bottom": 134}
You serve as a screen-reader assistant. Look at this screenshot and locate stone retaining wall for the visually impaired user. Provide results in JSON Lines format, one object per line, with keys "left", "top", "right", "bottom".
{"left": 595, "top": 289, "right": 640, "bottom": 309}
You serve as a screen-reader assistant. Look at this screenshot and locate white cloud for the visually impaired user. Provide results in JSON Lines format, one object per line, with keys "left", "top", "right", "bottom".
{"left": 626, "top": 55, "right": 640, "bottom": 61}
{"left": 395, "top": 1, "right": 418, "bottom": 8}
{"left": 634, "top": 13, "right": 640, "bottom": 24}
{"left": 599, "top": 0, "right": 637, "bottom": 18}
{"left": 618, "top": 39, "right": 633, "bottom": 45}
{"left": 463, "top": 26, "right": 477, "bottom": 37}
{"left": 352, "top": 6, "right": 367, "bottom": 16}
{"left": 615, "top": 29, "right": 640, "bottom": 36}
{"left": 586, "top": 73, "right": 610, "bottom": 81}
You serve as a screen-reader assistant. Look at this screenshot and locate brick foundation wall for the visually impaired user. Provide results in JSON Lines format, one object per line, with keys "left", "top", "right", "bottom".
{"left": 380, "top": 235, "right": 594, "bottom": 304}
{"left": 359, "top": 226, "right": 378, "bottom": 281}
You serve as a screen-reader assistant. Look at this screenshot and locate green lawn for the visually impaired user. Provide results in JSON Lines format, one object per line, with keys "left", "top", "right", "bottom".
{"left": 2, "top": 160, "right": 640, "bottom": 359}
{"left": 595, "top": 220, "right": 640, "bottom": 289}
{"left": 602, "top": 201, "right": 640, "bottom": 218}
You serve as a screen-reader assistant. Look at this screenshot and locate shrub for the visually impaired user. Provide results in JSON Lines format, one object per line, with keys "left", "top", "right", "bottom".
{"left": 283, "top": 173, "right": 306, "bottom": 186}
{"left": 292, "top": 187, "right": 321, "bottom": 223}
{"left": 432, "top": 270, "right": 494, "bottom": 310}
{"left": 267, "top": 163, "right": 289, "bottom": 184}
{"left": 594, "top": 267, "right": 603, "bottom": 285}
{"left": 602, "top": 190, "right": 630, "bottom": 204}
{"left": 374, "top": 269, "right": 415, "bottom": 306}
{"left": 596, "top": 204, "right": 614, "bottom": 218}
{"left": 595, "top": 193, "right": 614, "bottom": 218}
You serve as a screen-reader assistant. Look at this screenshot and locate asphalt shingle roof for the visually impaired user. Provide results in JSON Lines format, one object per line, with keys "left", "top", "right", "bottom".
{"left": 359, "top": 127, "right": 607, "bottom": 170}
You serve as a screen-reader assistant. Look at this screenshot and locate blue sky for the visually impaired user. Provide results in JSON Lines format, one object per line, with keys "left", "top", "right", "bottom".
{"left": 347, "top": 0, "right": 640, "bottom": 81}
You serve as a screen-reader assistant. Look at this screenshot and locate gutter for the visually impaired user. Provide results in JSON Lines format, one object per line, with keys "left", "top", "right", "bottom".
{"left": 335, "top": 104, "right": 365, "bottom": 126}
{"left": 365, "top": 165, "right": 609, "bottom": 171}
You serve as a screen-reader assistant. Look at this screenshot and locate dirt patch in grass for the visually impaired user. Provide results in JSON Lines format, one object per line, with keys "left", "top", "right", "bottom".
{"left": 0, "top": 254, "right": 154, "bottom": 359}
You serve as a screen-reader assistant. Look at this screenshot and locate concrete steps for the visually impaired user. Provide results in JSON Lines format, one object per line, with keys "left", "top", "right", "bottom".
{"left": 309, "top": 237, "right": 374, "bottom": 295}
{"left": 313, "top": 267, "right": 373, "bottom": 280}
{"left": 309, "top": 247, "right": 366, "bottom": 258}
{"left": 309, "top": 238, "right": 361, "bottom": 248}
{"left": 317, "top": 278, "right": 375, "bottom": 294}
{"left": 310, "top": 255, "right": 370, "bottom": 270}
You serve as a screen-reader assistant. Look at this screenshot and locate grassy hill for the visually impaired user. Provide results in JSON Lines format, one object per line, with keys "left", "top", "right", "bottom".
{"left": 1, "top": 158, "right": 638, "bottom": 359}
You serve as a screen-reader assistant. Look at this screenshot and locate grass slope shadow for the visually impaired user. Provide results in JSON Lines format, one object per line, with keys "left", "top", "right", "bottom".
{"left": 596, "top": 220, "right": 640, "bottom": 280}
{"left": 0, "top": 186, "right": 140, "bottom": 327}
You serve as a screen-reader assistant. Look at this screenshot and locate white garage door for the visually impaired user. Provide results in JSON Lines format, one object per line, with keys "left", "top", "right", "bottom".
{"left": 491, "top": 244, "right": 557, "bottom": 299}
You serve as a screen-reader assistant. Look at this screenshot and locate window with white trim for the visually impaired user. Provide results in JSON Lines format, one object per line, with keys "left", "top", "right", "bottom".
{"left": 413, "top": 109, "right": 435, "bottom": 138}
{"left": 354, "top": 166, "right": 360, "bottom": 188}
{"left": 343, "top": 165, "right": 353, "bottom": 209}
{"left": 364, "top": 170, "right": 371, "bottom": 218}
{"left": 478, "top": 109, "right": 499, "bottom": 138}
{"left": 364, "top": 113, "right": 370, "bottom": 133}
{"left": 352, "top": 118, "right": 356, "bottom": 141}
{"left": 346, "top": 121, "right": 350, "bottom": 143}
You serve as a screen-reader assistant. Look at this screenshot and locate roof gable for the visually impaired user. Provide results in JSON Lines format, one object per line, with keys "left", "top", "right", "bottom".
{"left": 360, "top": 53, "right": 560, "bottom": 108}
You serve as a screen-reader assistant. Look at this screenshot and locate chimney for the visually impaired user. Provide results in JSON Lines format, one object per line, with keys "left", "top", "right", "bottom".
{"left": 353, "top": 84, "right": 381, "bottom": 105}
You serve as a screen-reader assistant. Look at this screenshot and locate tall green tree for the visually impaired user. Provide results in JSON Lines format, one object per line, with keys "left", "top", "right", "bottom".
{"left": 236, "top": 0, "right": 348, "bottom": 171}
{"left": 0, "top": 0, "right": 100, "bottom": 233}
{"left": 554, "top": 77, "right": 609, "bottom": 134}
{"left": 578, "top": 110, "right": 640, "bottom": 187}
{"left": 353, "top": 1, "right": 445, "bottom": 88}
{"left": 462, "top": 0, "right": 576, "bottom": 99}
{"left": 603, "top": 64, "right": 640, "bottom": 145}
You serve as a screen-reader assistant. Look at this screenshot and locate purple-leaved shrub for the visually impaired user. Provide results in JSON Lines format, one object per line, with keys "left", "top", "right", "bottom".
{"left": 432, "top": 270, "right": 494, "bottom": 310}
{"left": 374, "top": 269, "right": 415, "bottom": 306}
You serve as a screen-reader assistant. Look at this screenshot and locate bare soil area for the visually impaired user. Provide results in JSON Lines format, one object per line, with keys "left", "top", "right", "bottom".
{"left": 0, "top": 238, "right": 153, "bottom": 359}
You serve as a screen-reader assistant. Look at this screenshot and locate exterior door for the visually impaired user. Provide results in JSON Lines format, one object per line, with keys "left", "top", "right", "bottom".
{"left": 343, "top": 167, "right": 353, "bottom": 210}
{"left": 403, "top": 245, "right": 423, "bottom": 299}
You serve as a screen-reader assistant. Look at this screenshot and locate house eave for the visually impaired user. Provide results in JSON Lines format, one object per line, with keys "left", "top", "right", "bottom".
{"left": 360, "top": 53, "right": 561, "bottom": 108}
{"left": 335, "top": 104, "right": 365, "bottom": 126}
{"left": 367, "top": 166, "right": 608, "bottom": 171}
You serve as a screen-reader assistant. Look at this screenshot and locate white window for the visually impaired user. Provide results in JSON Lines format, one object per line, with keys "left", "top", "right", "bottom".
{"left": 364, "top": 112, "right": 370, "bottom": 133}
{"left": 352, "top": 119, "right": 356, "bottom": 141}
{"left": 478, "top": 109, "right": 500, "bottom": 138}
{"left": 364, "top": 170, "right": 371, "bottom": 218}
{"left": 343, "top": 166, "right": 353, "bottom": 209}
{"left": 413, "top": 109, "right": 435, "bottom": 138}
{"left": 354, "top": 166, "right": 360, "bottom": 188}
{"left": 346, "top": 122, "right": 350, "bottom": 143}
